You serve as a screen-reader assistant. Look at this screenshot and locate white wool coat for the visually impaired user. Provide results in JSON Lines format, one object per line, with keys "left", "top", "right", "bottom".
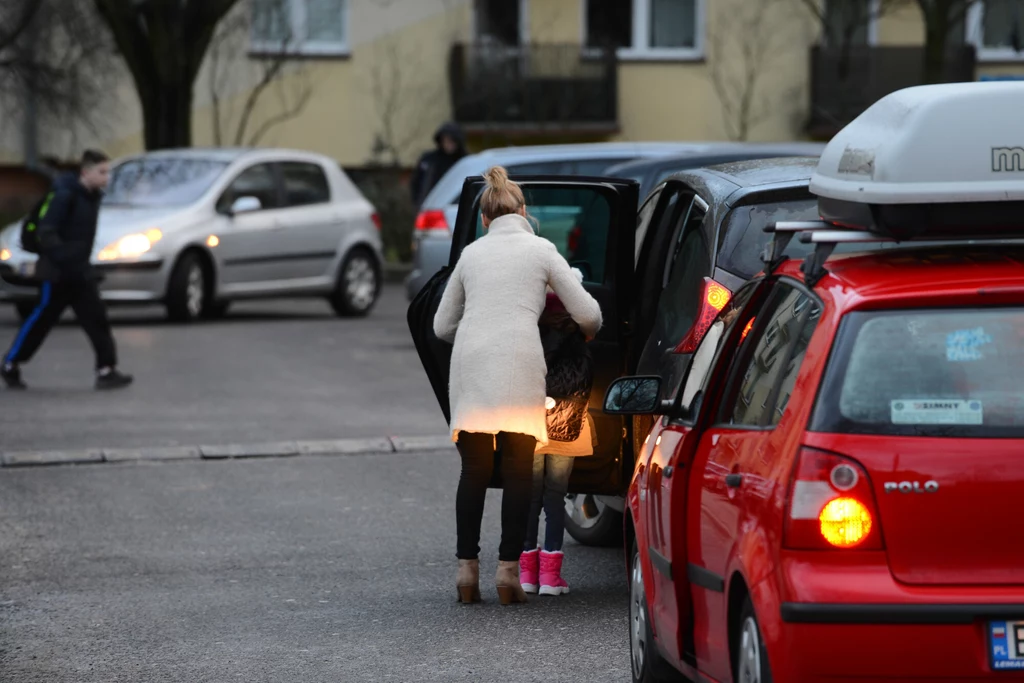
{"left": 433, "top": 214, "right": 603, "bottom": 446}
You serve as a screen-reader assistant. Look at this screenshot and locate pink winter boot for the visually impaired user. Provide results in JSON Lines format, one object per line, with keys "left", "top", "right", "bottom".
{"left": 520, "top": 548, "right": 540, "bottom": 594}
{"left": 539, "top": 550, "right": 570, "bottom": 596}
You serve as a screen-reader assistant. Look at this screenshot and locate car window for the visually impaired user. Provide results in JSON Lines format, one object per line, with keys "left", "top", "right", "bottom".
{"left": 770, "top": 296, "right": 821, "bottom": 425}
{"left": 717, "top": 199, "right": 820, "bottom": 278}
{"left": 665, "top": 197, "right": 708, "bottom": 287}
{"left": 722, "top": 285, "right": 818, "bottom": 427}
{"left": 217, "top": 163, "right": 280, "bottom": 213}
{"left": 472, "top": 186, "right": 611, "bottom": 284}
{"left": 678, "top": 280, "right": 761, "bottom": 414}
{"left": 280, "top": 162, "right": 331, "bottom": 207}
{"left": 571, "top": 157, "right": 636, "bottom": 176}
{"left": 506, "top": 161, "right": 570, "bottom": 175}
{"left": 634, "top": 187, "right": 664, "bottom": 266}
{"left": 812, "top": 308, "right": 1024, "bottom": 438}
{"left": 105, "top": 158, "right": 229, "bottom": 208}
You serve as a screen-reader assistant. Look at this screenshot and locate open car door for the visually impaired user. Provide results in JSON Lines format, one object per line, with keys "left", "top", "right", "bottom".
{"left": 408, "top": 175, "right": 640, "bottom": 494}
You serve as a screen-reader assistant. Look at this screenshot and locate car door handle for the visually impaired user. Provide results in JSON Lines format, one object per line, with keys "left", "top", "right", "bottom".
{"left": 725, "top": 473, "right": 743, "bottom": 488}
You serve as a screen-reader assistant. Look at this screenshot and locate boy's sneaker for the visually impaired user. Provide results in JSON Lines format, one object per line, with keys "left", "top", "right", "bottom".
{"left": 539, "top": 550, "right": 570, "bottom": 596}
{"left": 1, "top": 363, "right": 26, "bottom": 390}
{"left": 96, "top": 368, "right": 133, "bottom": 390}
{"left": 519, "top": 548, "right": 540, "bottom": 594}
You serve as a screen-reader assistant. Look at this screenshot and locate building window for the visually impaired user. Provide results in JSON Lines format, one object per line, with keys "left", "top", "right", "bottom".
{"left": 967, "top": 0, "right": 1024, "bottom": 59}
{"left": 251, "top": 0, "right": 349, "bottom": 55}
{"left": 585, "top": 0, "right": 704, "bottom": 59}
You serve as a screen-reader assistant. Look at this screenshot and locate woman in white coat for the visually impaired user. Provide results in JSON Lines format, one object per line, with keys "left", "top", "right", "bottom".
{"left": 433, "top": 166, "right": 602, "bottom": 605}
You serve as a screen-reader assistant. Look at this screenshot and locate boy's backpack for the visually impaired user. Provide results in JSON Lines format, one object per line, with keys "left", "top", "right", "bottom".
{"left": 19, "top": 190, "right": 61, "bottom": 254}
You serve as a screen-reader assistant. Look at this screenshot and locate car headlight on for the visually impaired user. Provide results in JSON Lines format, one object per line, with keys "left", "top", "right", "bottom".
{"left": 0, "top": 248, "right": 11, "bottom": 262}
{"left": 97, "top": 229, "right": 162, "bottom": 261}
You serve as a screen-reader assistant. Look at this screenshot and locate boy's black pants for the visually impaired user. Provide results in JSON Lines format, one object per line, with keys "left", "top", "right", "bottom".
{"left": 4, "top": 279, "right": 117, "bottom": 369}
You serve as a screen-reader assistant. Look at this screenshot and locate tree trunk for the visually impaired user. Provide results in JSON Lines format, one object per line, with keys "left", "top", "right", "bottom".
{"left": 920, "top": 0, "right": 953, "bottom": 84}
{"left": 138, "top": 77, "right": 195, "bottom": 150}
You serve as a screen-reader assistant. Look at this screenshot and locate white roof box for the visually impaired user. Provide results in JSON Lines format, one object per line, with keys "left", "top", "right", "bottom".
{"left": 810, "top": 82, "right": 1024, "bottom": 205}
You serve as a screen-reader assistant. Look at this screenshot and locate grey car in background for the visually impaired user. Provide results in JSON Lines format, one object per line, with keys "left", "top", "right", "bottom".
{"left": 0, "top": 148, "right": 384, "bottom": 322}
{"left": 404, "top": 142, "right": 720, "bottom": 301}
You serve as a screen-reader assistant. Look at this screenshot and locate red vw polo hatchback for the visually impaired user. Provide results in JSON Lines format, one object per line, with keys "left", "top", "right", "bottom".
{"left": 605, "top": 81, "right": 1024, "bottom": 683}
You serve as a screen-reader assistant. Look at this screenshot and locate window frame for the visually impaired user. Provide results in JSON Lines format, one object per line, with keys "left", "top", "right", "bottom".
{"left": 250, "top": 0, "right": 351, "bottom": 57}
{"left": 278, "top": 160, "right": 333, "bottom": 208}
{"left": 217, "top": 162, "right": 285, "bottom": 213}
{"left": 714, "top": 278, "right": 822, "bottom": 431}
{"left": 581, "top": 0, "right": 706, "bottom": 61}
{"left": 966, "top": 0, "right": 1024, "bottom": 62}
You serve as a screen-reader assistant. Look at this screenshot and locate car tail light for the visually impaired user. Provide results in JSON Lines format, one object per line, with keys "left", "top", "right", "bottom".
{"left": 414, "top": 209, "right": 449, "bottom": 233}
{"left": 674, "top": 278, "right": 732, "bottom": 354}
{"left": 784, "top": 447, "right": 883, "bottom": 551}
{"left": 371, "top": 213, "right": 382, "bottom": 231}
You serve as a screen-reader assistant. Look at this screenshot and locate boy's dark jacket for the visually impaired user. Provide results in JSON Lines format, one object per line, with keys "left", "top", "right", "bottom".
{"left": 540, "top": 322, "right": 594, "bottom": 442}
{"left": 35, "top": 173, "right": 104, "bottom": 282}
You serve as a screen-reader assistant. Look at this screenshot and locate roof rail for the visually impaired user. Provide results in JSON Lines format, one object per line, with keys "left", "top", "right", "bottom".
{"left": 762, "top": 220, "right": 901, "bottom": 287}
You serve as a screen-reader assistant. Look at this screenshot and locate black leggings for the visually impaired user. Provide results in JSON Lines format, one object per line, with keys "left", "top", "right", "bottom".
{"left": 455, "top": 431, "right": 537, "bottom": 562}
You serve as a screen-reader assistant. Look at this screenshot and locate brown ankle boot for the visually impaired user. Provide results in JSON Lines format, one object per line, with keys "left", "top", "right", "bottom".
{"left": 456, "top": 559, "right": 481, "bottom": 603}
{"left": 495, "top": 560, "right": 528, "bottom": 605}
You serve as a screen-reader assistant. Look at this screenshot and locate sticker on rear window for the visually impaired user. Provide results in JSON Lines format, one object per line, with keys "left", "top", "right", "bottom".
{"left": 891, "top": 399, "right": 983, "bottom": 425}
{"left": 946, "top": 327, "right": 993, "bottom": 361}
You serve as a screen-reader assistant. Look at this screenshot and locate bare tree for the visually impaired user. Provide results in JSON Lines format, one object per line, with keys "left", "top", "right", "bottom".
{"left": 796, "top": 0, "right": 905, "bottom": 77}
{"left": 91, "top": 0, "right": 241, "bottom": 150}
{"left": 914, "top": 0, "right": 981, "bottom": 83}
{"left": 707, "top": 0, "right": 807, "bottom": 141}
{"left": 207, "top": 10, "right": 313, "bottom": 147}
{"left": 0, "top": 0, "right": 116, "bottom": 145}
{"left": 366, "top": 0, "right": 463, "bottom": 166}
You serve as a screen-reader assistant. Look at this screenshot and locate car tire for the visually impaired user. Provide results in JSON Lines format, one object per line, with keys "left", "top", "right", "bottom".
{"left": 564, "top": 494, "right": 624, "bottom": 547}
{"left": 202, "top": 300, "right": 231, "bottom": 320}
{"left": 166, "top": 252, "right": 208, "bottom": 323}
{"left": 330, "top": 247, "right": 380, "bottom": 318}
{"left": 630, "top": 540, "right": 689, "bottom": 683}
{"left": 15, "top": 301, "right": 36, "bottom": 321}
{"left": 734, "top": 597, "right": 773, "bottom": 683}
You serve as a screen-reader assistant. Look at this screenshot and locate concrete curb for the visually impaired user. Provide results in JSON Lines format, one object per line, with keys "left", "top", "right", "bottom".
{"left": 0, "top": 435, "right": 453, "bottom": 469}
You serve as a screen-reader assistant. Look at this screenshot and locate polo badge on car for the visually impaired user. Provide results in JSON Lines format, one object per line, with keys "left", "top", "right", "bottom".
{"left": 883, "top": 481, "right": 940, "bottom": 494}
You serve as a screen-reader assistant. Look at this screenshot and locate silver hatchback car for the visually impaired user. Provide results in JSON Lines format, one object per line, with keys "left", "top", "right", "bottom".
{"left": 0, "top": 148, "right": 384, "bottom": 322}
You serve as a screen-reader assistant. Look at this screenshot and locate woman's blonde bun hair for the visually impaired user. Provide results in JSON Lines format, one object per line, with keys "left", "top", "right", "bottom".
{"left": 480, "top": 165, "right": 525, "bottom": 220}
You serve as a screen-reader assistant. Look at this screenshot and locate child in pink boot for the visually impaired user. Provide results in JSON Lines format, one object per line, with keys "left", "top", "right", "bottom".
{"left": 521, "top": 270, "right": 596, "bottom": 596}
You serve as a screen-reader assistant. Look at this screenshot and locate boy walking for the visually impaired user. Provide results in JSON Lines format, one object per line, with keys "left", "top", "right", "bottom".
{"left": 1, "top": 150, "right": 133, "bottom": 390}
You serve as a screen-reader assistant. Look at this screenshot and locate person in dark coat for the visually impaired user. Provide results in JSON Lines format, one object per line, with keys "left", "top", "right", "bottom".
{"left": 410, "top": 122, "right": 467, "bottom": 207}
{"left": 520, "top": 269, "right": 597, "bottom": 597}
{"left": 1, "top": 150, "right": 133, "bottom": 391}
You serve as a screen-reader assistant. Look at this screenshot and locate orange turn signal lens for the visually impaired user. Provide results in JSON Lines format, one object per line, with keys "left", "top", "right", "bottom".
{"left": 706, "top": 281, "right": 731, "bottom": 311}
{"left": 819, "top": 497, "right": 872, "bottom": 548}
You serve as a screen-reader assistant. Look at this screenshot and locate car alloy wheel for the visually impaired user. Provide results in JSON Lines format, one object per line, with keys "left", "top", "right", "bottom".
{"left": 186, "top": 263, "right": 204, "bottom": 319}
{"left": 344, "top": 253, "right": 376, "bottom": 311}
{"left": 630, "top": 549, "right": 649, "bottom": 679}
{"left": 735, "top": 598, "right": 772, "bottom": 683}
{"left": 564, "top": 494, "right": 623, "bottom": 546}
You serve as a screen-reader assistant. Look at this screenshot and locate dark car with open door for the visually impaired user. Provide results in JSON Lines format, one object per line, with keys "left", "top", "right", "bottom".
{"left": 408, "top": 159, "right": 836, "bottom": 548}
{"left": 408, "top": 175, "right": 642, "bottom": 503}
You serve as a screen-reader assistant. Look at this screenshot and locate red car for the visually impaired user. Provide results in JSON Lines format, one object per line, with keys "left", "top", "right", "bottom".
{"left": 605, "top": 81, "right": 1024, "bottom": 683}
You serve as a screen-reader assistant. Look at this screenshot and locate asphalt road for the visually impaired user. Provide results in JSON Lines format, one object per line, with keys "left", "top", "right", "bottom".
{"left": 0, "top": 285, "right": 448, "bottom": 452}
{"left": 0, "top": 451, "right": 631, "bottom": 682}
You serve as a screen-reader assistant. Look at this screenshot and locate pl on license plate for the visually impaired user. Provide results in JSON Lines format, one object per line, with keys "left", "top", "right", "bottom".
{"left": 989, "top": 621, "right": 1024, "bottom": 670}
{"left": 17, "top": 262, "right": 34, "bottom": 278}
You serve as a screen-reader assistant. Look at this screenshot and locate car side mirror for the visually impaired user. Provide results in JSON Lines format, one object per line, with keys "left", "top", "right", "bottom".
{"left": 229, "top": 196, "right": 261, "bottom": 216}
{"left": 603, "top": 376, "right": 664, "bottom": 415}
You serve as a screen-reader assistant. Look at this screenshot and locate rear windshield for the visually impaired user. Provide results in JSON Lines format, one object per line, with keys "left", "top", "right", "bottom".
{"left": 812, "top": 308, "right": 1024, "bottom": 438}
{"left": 717, "top": 199, "right": 820, "bottom": 278}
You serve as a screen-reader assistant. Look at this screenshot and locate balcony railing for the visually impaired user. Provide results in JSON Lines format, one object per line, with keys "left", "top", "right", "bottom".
{"left": 808, "top": 45, "right": 976, "bottom": 138}
{"left": 448, "top": 42, "right": 618, "bottom": 133}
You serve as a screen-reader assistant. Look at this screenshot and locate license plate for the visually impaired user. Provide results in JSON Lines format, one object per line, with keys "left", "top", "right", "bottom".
{"left": 989, "top": 621, "right": 1024, "bottom": 670}
{"left": 17, "top": 262, "right": 34, "bottom": 278}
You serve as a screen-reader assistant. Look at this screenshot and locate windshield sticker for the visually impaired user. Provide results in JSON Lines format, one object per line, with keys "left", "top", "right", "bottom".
{"left": 946, "top": 327, "right": 993, "bottom": 361}
{"left": 891, "top": 400, "right": 983, "bottom": 425}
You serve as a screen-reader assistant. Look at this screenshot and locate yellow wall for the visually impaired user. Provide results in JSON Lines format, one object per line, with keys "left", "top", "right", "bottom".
{"left": 528, "top": 0, "right": 581, "bottom": 43}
